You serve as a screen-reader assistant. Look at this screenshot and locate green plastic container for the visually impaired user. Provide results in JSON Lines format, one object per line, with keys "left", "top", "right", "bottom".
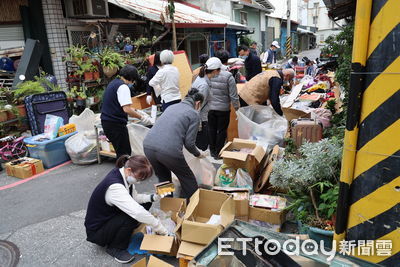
{"left": 308, "top": 226, "right": 334, "bottom": 249}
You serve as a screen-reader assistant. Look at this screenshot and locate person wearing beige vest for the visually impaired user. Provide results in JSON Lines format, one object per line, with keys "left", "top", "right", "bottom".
{"left": 239, "top": 69, "right": 294, "bottom": 116}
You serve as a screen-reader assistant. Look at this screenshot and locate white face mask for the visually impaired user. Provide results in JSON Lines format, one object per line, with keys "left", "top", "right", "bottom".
{"left": 127, "top": 175, "right": 139, "bottom": 184}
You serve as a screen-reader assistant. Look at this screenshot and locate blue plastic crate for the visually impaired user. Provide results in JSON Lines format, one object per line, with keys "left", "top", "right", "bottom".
{"left": 24, "top": 132, "right": 76, "bottom": 168}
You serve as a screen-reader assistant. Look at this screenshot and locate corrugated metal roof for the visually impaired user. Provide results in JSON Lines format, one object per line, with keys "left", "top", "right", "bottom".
{"left": 108, "top": 0, "right": 248, "bottom": 30}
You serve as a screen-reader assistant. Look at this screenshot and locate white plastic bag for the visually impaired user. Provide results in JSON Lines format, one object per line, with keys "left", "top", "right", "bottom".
{"left": 44, "top": 114, "right": 64, "bottom": 139}
{"left": 237, "top": 105, "right": 288, "bottom": 148}
{"left": 65, "top": 133, "right": 97, "bottom": 165}
{"left": 235, "top": 168, "right": 253, "bottom": 192}
{"left": 182, "top": 148, "right": 216, "bottom": 188}
{"left": 127, "top": 123, "right": 150, "bottom": 155}
{"left": 69, "top": 108, "right": 96, "bottom": 133}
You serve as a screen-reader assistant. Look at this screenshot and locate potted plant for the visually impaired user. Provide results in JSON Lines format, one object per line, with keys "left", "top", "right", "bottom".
{"left": 270, "top": 138, "right": 343, "bottom": 249}
{"left": 75, "top": 91, "right": 87, "bottom": 107}
{"left": 0, "top": 102, "right": 18, "bottom": 121}
{"left": 98, "top": 47, "right": 124, "bottom": 78}
{"left": 66, "top": 90, "right": 75, "bottom": 103}
{"left": 14, "top": 80, "right": 46, "bottom": 116}
{"left": 65, "top": 45, "right": 88, "bottom": 62}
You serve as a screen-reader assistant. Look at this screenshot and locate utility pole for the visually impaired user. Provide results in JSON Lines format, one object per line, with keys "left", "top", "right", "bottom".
{"left": 286, "top": 0, "right": 292, "bottom": 58}
{"left": 168, "top": 0, "right": 177, "bottom": 51}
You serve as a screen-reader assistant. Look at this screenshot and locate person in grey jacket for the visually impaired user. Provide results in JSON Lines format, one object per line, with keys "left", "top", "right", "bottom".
{"left": 143, "top": 89, "right": 207, "bottom": 199}
{"left": 191, "top": 57, "right": 222, "bottom": 151}
{"left": 208, "top": 50, "right": 240, "bottom": 159}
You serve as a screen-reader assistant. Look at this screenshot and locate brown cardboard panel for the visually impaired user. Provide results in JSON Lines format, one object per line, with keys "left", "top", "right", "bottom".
{"left": 177, "top": 241, "right": 206, "bottom": 258}
{"left": 171, "top": 51, "right": 192, "bottom": 98}
{"left": 255, "top": 145, "right": 280, "bottom": 192}
{"left": 181, "top": 221, "right": 222, "bottom": 245}
{"left": 140, "top": 235, "right": 174, "bottom": 254}
{"left": 249, "top": 206, "right": 287, "bottom": 225}
{"left": 160, "top": 197, "right": 186, "bottom": 223}
{"left": 282, "top": 107, "right": 311, "bottom": 122}
{"left": 131, "top": 257, "right": 147, "bottom": 267}
{"left": 220, "top": 197, "right": 235, "bottom": 227}
{"left": 235, "top": 199, "right": 249, "bottom": 218}
{"left": 147, "top": 256, "right": 174, "bottom": 267}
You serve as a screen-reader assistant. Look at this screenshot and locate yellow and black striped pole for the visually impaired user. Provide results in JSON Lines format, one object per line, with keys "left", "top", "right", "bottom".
{"left": 285, "top": 36, "right": 292, "bottom": 58}
{"left": 334, "top": 0, "right": 400, "bottom": 264}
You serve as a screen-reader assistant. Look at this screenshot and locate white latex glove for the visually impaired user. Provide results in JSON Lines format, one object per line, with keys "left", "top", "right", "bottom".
{"left": 140, "top": 113, "right": 153, "bottom": 126}
{"left": 197, "top": 150, "right": 207, "bottom": 159}
{"left": 153, "top": 221, "right": 168, "bottom": 236}
{"left": 151, "top": 194, "right": 162, "bottom": 202}
{"left": 146, "top": 95, "right": 153, "bottom": 105}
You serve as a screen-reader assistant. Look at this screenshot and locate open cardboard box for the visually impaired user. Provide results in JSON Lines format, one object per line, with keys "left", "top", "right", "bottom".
{"left": 177, "top": 241, "right": 206, "bottom": 259}
{"left": 212, "top": 187, "right": 250, "bottom": 221}
{"left": 219, "top": 138, "right": 266, "bottom": 179}
{"left": 248, "top": 206, "right": 287, "bottom": 227}
{"left": 139, "top": 197, "right": 186, "bottom": 256}
{"left": 179, "top": 189, "right": 235, "bottom": 245}
{"left": 131, "top": 255, "right": 173, "bottom": 267}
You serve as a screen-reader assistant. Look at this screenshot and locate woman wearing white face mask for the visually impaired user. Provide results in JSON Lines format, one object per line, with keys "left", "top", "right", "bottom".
{"left": 85, "top": 155, "right": 168, "bottom": 264}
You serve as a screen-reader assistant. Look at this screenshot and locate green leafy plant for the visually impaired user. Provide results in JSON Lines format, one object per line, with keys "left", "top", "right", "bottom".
{"left": 14, "top": 81, "right": 46, "bottom": 104}
{"left": 65, "top": 45, "right": 89, "bottom": 61}
{"left": 98, "top": 47, "right": 125, "bottom": 69}
{"left": 239, "top": 35, "right": 254, "bottom": 47}
{"left": 318, "top": 183, "right": 339, "bottom": 219}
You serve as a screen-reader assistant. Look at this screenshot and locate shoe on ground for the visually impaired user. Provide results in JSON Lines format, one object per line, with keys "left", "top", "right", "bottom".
{"left": 106, "top": 247, "right": 135, "bottom": 264}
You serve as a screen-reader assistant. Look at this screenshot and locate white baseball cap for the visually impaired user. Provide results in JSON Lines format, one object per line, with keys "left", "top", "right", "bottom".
{"left": 205, "top": 57, "right": 222, "bottom": 70}
{"left": 271, "top": 41, "right": 280, "bottom": 49}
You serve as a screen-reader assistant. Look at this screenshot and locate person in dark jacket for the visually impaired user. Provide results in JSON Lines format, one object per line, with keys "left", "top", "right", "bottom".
{"left": 85, "top": 155, "right": 168, "bottom": 264}
{"left": 143, "top": 89, "right": 207, "bottom": 199}
{"left": 238, "top": 45, "right": 262, "bottom": 81}
{"left": 101, "top": 65, "right": 152, "bottom": 159}
{"left": 250, "top": 41, "right": 259, "bottom": 56}
{"left": 208, "top": 50, "right": 240, "bottom": 159}
{"left": 145, "top": 52, "right": 161, "bottom": 105}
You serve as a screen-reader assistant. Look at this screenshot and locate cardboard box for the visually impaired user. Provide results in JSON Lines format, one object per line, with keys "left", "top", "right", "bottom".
{"left": 180, "top": 189, "right": 235, "bottom": 245}
{"left": 5, "top": 157, "right": 44, "bottom": 179}
{"left": 212, "top": 187, "right": 250, "bottom": 221}
{"left": 248, "top": 206, "right": 287, "bottom": 226}
{"left": 219, "top": 138, "right": 266, "bottom": 179}
{"left": 177, "top": 241, "right": 206, "bottom": 258}
{"left": 139, "top": 197, "right": 186, "bottom": 256}
{"left": 131, "top": 255, "right": 173, "bottom": 267}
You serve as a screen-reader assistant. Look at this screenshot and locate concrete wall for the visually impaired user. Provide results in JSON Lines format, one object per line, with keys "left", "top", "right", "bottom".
{"left": 234, "top": 6, "right": 261, "bottom": 45}
{"left": 185, "top": 0, "right": 232, "bottom": 20}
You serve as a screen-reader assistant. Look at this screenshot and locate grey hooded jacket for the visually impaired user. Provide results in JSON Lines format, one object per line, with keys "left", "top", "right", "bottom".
{"left": 209, "top": 71, "right": 240, "bottom": 111}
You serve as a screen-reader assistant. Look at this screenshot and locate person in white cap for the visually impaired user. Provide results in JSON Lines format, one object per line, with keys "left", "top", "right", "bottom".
{"left": 191, "top": 57, "right": 222, "bottom": 150}
{"left": 149, "top": 50, "right": 181, "bottom": 111}
{"left": 262, "top": 41, "right": 280, "bottom": 64}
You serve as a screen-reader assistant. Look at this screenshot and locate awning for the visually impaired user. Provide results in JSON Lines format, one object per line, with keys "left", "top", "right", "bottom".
{"left": 108, "top": 0, "right": 248, "bottom": 30}
{"left": 297, "top": 28, "right": 315, "bottom": 35}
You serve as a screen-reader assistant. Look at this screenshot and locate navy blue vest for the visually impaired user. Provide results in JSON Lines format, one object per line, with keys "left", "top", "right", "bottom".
{"left": 101, "top": 79, "right": 128, "bottom": 124}
{"left": 266, "top": 48, "right": 276, "bottom": 63}
{"left": 84, "top": 168, "right": 125, "bottom": 232}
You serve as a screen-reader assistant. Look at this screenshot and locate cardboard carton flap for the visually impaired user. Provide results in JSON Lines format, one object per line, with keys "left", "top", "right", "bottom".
{"left": 220, "top": 197, "right": 235, "bottom": 227}
{"left": 220, "top": 151, "right": 249, "bottom": 161}
{"left": 131, "top": 257, "right": 146, "bottom": 267}
{"left": 181, "top": 221, "right": 222, "bottom": 245}
{"left": 251, "top": 145, "right": 266, "bottom": 162}
{"left": 232, "top": 138, "right": 258, "bottom": 145}
{"left": 184, "top": 189, "right": 200, "bottom": 219}
{"left": 177, "top": 241, "right": 206, "bottom": 258}
{"left": 140, "top": 235, "right": 174, "bottom": 253}
{"left": 147, "top": 255, "right": 174, "bottom": 267}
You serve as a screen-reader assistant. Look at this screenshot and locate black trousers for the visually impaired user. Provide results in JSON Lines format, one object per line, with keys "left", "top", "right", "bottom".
{"left": 208, "top": 110, "right": 231, "bottom": 155}
{"left": 86, "top": 202, "right": 152, "bottom": 250}
{"left": 162, "top": 99, "right": 181, "bottom": 112}
{"left": 144, "top": 147, "right": 198, "bottom": 199}
{"left": 101, "top": 120, "right": 131, "bottom": 159}
{"left": 196, "top": 121, "right": 209, "bottom": 151}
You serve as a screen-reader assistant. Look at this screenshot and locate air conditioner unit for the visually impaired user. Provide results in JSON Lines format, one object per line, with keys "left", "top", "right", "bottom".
{"left": 64, "top": 0, "right": 109, "bottom": 18}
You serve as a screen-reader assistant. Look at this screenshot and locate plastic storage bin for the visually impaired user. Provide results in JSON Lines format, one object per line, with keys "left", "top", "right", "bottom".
{"left": 24, "top": 132, "right": 77, "bottom": 168}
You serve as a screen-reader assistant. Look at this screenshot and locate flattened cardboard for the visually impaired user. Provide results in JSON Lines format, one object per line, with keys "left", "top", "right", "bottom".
{"left": 219, "top": 138, "right": 266, "bottom": 179}
{"left": 177, "top": 241, "right": 205, "bottom": 258}
{"left": 255, "top": 145, "right": 280, "bottom": 192}
{"left": 131, "top": 257, "right": 147, "bottom": 267}
{"left": 282, "top": 107, "right": 311, "bottom": 123}
{"left": 181, "top": 189, "right": 235, "bottom": 245}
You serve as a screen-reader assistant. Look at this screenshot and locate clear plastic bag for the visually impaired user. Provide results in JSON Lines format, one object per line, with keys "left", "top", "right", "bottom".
{"left": 182, "top": 148, "right": 216, "bottom": 188}
{"left": 127, "top": 123, "right": 150, "bottom": 156}
{"left": 235, "top": 168, "right": 253, "bottom": 192}
{"left": 215, "top": 164, "right": 237, "bottom": 187}
{"left": 237, "top": 105, "right": 288, "bottom": 149}
{"left": 44, "top": 114, "right": 64, "bottom": 139}
{"left": 69, "top": 108, "right": 95, "bottom": 133}
{"left": 65, "top": 133, "right": 97, "bottom": 165}
{"left": 149, "top": 207, "right": 176, "bottom": 233}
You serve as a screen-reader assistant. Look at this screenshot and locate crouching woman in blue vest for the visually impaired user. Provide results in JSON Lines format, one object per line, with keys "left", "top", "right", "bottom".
{"left": 84, "top": 155, "right": 168, "bottom": 264}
